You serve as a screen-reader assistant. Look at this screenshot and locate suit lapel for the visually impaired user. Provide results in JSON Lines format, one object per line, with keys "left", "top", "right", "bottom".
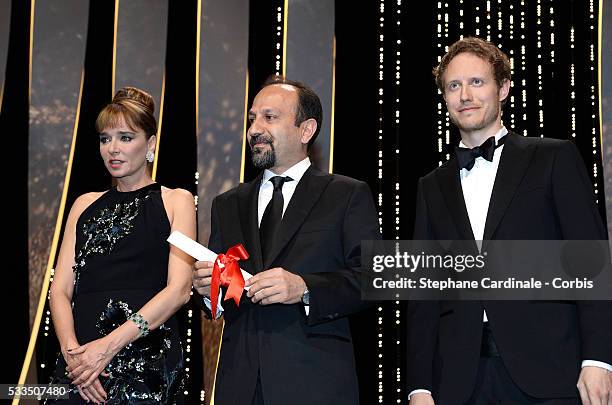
{"left": 263, "top": 166, "right": 332, "bottom": 269}
{"left": 483, "top": 132, "right": 534, "bottom": 242}
{"left": 237, "top": 172, "right": 264, "bottom": 272}
{"left": 435, "top": 158, "right": 477, "bottom": 242}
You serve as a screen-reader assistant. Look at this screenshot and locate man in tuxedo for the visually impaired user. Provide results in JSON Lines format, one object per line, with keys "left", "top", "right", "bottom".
{"left": 192, "top": 76, "right": 379, "bottom": 404}
{"left": 407, "top": 37, "right": 612, "bottom": 405}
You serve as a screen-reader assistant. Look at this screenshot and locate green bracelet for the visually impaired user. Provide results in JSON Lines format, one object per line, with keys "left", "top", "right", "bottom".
{"left": 128, "top": 312, "right": 150, "bottom": 337}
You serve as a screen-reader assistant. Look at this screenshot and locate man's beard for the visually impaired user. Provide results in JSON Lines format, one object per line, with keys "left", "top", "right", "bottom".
{"left": 250, "top": 135, "right": 276, "bottom": 169}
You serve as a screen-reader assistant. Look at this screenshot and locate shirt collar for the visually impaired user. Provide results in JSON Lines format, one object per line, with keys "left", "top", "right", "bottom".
{"left": 459, "top": 126, "right": 508, "bottom": 148}
{"left": 262, "top": 157, "right": 311, "bottom": 185}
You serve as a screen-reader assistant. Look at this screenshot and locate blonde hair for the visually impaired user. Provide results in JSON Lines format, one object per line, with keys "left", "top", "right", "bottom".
{"left": 433, "top": 37, "right": 511, "bottom": 93}
{"left": 96, "top": 86, "right": 157, "bottom": 137}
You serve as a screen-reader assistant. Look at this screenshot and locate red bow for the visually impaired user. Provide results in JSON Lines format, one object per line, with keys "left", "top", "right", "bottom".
{"left": 210, "top": 244, "right": 249, "bottom": 316}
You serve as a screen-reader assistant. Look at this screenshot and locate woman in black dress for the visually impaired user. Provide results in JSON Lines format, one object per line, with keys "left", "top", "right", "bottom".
{"left": 48, "top": 87, "right": 195, "bottom": 404}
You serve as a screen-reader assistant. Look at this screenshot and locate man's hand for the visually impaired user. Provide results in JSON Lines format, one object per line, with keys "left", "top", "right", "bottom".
{"left": 245, "top": 267, "right": 306, "bottom": 305}
{"left": 409, "top": 392, "right": 435, "bottom": 405}
{"left": 577, "top": 366, "right": 612, "bottom": 405}
{"left": 193, "top": 260, "right": 214, "bottom": 297}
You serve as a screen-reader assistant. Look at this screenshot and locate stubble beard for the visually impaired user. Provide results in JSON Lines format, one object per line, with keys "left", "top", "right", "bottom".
{"left": 251, "top": 145, "right": 276, "bottom": 169}
{"left": 450, "top": 102, "right": 501, "bottom": 134}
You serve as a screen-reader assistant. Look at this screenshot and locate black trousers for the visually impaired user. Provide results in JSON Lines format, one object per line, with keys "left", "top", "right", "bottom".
{"left": 252, "top": 372, "right": 265, "bottom": 405}
{"left": 466, "top": 323, "right": 580, "bottom": 405}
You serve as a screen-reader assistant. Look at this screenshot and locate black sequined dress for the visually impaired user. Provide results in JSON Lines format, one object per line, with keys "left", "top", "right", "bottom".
{"left": 48, "top": 183, "right": 184, "bottom": 404}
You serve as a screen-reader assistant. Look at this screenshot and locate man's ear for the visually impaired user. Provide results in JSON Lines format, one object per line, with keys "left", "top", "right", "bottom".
{"left": 498, "top": 79, "right": 510, "bottom": 103}
{"left": 300, "top": 118, "right": 317, "bottom": 145}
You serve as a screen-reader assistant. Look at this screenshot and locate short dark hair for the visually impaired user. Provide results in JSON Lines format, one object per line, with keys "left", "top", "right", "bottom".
{"left": 433, "top": 37, "right": 511, "bottom": 94}
{"left": 262, "top": 75, "right": 323, "bottom": 149}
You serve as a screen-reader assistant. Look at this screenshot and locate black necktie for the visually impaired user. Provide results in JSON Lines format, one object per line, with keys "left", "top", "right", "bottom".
{"left": 260, "top": 176, "right": 293, "bottom": 264}
{"left": 455, "top": 135, "right": 506, "bottom": 171}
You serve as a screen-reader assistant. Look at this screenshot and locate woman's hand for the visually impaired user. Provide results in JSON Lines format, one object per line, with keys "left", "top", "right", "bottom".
{"left": 78, "top": 379, "right": 108, "bottom": 404}
{"left": 65, "top": 337, "right": 115, "bottom": 389}
{"left": 63, "top": 345, "right": 107, "bottom": 403}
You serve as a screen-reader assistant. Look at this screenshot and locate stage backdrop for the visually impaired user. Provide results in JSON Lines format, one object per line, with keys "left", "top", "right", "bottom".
{"left": 602, "top": 0, "right": 612, "bottom": 236}
{"left": 3, "top": 0, "right": 610, "bottom": 404}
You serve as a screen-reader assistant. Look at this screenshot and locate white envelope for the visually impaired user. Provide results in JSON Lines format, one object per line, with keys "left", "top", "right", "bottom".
{"left": 167, "top": 230, "right": 253, "bottom": 290}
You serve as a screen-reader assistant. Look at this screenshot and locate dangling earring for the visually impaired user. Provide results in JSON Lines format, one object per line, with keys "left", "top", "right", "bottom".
{"left": 145, "top": 151, "right": 155, "bottom": 163}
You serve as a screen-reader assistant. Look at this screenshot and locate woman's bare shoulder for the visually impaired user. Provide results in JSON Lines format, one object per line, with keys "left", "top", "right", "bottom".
{"left": 160, "top": 186, "right": 194, "bottom": 204}
{"left": 69, "top": 191, "right": 106, "bottom": 220}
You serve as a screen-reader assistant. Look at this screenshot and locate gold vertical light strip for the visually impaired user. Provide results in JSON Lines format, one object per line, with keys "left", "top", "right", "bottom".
{"left": 209, "top": 321, "right": 225, "bottom": 405}
{"left": 599, "top": 0, "right": 604, "bottom": 156}
{"left": 195, "top": 0, "right": 201, "bottom": 146}
{"left": 16, "top": 2, "right": 38, "bottom": 397}
{"left": 0, "top": 0, "right": 10, "bottom": 111}
{"left": 112, "top": 0, "right": 119, "bottom": 95}
{"left": 28, "top": 0, "right": 35, "bottom": 104}
{"left": 195, "top": 0, "right": 201, "bottom": 218}
{"left": 328, "top": 35, "right": 336, "bottom": 174}
{"left": 212, "top": 54, "right": 250, "bottom": 405}
{"left": 282, "top": 0, "right": 288, "bottom": 77}
{"left": 195, "top": 2, "right": 215, "bottom": 401}
{"left": 151, "top": 72, "right": 166, "bottom": 180}
{"left": 240, "top": 70, "right": 249, "bottom": 183}
{"left": 15, "top": 71, "right": 85, "bottom": 402}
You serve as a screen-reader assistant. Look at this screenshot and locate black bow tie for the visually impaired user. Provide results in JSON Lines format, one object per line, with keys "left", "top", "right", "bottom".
{"left": 455, "top": 135, "right": 506, "bottom": 171}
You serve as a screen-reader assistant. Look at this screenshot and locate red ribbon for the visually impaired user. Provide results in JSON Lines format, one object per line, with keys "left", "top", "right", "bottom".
{"left": 211, "top": 244, "right": 249, "bottom": 316}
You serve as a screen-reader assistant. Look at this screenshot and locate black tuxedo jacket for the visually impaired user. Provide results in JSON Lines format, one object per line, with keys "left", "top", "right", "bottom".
{"left": 406, "top": 132, "right": 612, "bottom": 404}
{"left": 201, "top": 165, "right": 379, "bottom": 405}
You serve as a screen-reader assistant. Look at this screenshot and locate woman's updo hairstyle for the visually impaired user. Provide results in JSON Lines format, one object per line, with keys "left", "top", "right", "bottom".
{"left": 95, "top": 86, "right": 157, "bottom": 138}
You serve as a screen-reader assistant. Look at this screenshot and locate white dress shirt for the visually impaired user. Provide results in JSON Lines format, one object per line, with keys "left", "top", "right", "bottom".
{"left": 258, "top": 157, "right": 311, "bottom": 224}
{"left": 460, "top": 126, "right": 507, "bottom": 322}
{"left": 459, "top": 127, "right": 507, "bottom": 251}
{"left": 408, "top": 127, "right": 610, "bottom": 401}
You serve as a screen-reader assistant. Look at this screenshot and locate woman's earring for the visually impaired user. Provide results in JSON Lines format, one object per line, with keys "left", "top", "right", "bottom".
{"left": 145, "top": 151, "right": 155, "bottom": 163}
